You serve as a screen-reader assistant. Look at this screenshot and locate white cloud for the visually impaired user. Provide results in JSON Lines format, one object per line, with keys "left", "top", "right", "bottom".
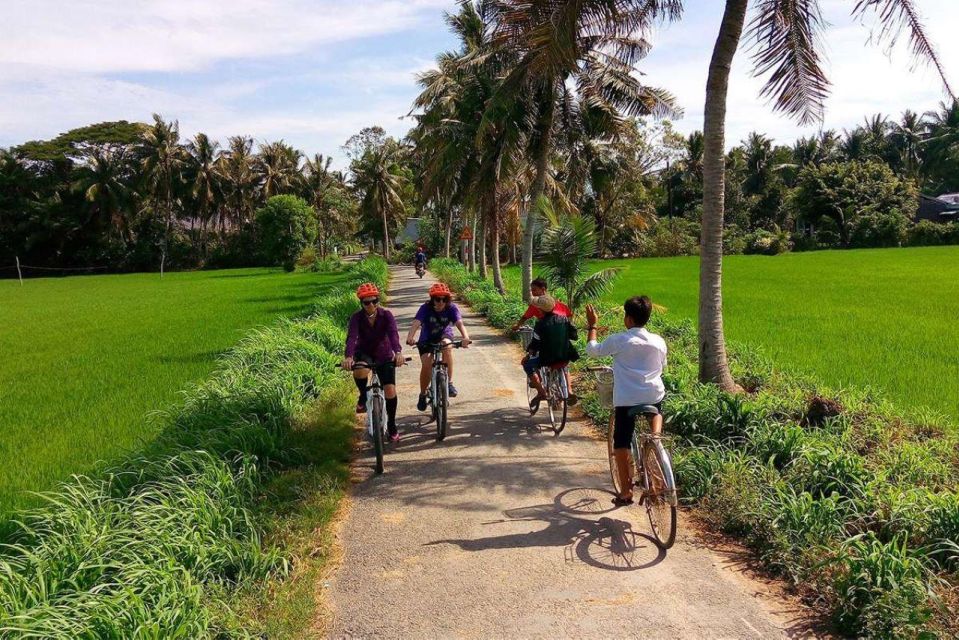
{"left": 1, "top": 0, "right": 450, "bottom": 73}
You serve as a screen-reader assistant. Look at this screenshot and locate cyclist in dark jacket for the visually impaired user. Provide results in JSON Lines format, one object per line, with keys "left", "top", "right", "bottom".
{"left": 523, "top": 296, "right": 579, "bottom": 413}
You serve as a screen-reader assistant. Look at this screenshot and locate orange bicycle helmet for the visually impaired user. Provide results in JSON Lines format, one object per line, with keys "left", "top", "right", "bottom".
{"left": 356, "top": 282, "right": 380, "bottom": 299}
{"left": 428, "top": 282, "right": 451, "bottom": 297}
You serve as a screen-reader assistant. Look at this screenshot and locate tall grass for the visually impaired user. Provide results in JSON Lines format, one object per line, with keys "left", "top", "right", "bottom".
{"left": 432, "top": 257, "right": 959, "bottom": 639}
{"left": 0, "top": 258, "right": 388, "bottom": 637}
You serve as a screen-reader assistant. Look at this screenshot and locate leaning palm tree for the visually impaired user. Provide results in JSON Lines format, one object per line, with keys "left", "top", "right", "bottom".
{"left": 484, "top": 0, "right": 682, "bottom": 300}
{"left": 697, "top": 0, "right": 953, "bottom": 390}
{"left": 538, "top": 211, "right": 621, "bottom": 311}
{"left": 922, "top": 99, "right": 959, "bottom": 193}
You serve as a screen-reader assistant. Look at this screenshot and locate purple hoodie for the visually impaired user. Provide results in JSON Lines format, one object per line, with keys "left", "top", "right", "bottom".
{"left": 345, "top": 306, "right": 402, "bottom": 364}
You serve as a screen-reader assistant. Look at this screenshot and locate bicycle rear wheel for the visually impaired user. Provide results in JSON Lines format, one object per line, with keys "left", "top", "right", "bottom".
{"left": 371, "top": 395, "right": 385, "bottom": 475}
{"left": 641, "top": 439, "right": 677, "bottom": 548}
{"left": 435, "top": 370, "right": 449, "bottom": 441}
{"left": 550, "top": 370, "right": 568, "bottom": 436}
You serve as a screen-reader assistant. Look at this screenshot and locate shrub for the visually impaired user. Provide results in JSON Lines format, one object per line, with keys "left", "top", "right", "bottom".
{"left": 635, "top": 218, "right": 700, "bottom": 257}
{"left": 906, "top": 220, "right": 959, "bottom": 247}
{"left": 255, "top": 195, "right": 318, "bottom": 271}
{"left": 744, "top": 228, "right": 792, "bottom": 255}
{"left": 849, "top": 210, "right": 910, "bottom": 248}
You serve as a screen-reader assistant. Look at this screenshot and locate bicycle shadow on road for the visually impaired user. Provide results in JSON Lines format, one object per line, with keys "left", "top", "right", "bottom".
{"left": 425, "top": 488, "right": 666, "bottom": 572}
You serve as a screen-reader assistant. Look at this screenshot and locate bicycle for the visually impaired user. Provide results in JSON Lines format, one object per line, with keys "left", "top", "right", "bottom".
{"left": 415, "top": 262, "right": 426, "bottom": 278}
{"left": 518, "top": 326, "right": 569, "bottom": 435}
{"left": 353, "top": 358, "right": 410, "bottom": 474}
{"left": 588, "top": 366, "right": 678, "bottom": 548}
{"left": 425, "top": 340, "right": 464, "bottom": 442}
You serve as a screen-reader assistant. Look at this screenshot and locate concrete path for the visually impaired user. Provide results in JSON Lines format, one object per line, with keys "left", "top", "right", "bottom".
{"left": 325, "top": 265, "right": 805, "bottom": 639}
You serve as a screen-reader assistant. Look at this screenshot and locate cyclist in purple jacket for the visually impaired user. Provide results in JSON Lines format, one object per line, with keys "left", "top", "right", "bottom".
{"left": 343, "top": 283, "right": 406, "bottom": 441}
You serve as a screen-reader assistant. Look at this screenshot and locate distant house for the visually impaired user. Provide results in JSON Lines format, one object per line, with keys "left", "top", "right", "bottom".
{"left": 395, "top": 217, "right": 421, "bottom": 246}
{"left": 917, "top": 195, "right": 959, "bottom": 223}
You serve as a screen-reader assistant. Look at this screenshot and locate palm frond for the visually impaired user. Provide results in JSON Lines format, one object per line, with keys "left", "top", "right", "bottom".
{"left": 572, "top": 267, "right": 622, "bottom": 309}
{"left": 747, "top": 0, "right": 830, "bottom": 126}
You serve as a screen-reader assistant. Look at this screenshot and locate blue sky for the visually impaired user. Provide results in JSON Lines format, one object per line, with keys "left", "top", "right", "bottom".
{"left": 2, "top": 0, "right": 956, "bottom": 168}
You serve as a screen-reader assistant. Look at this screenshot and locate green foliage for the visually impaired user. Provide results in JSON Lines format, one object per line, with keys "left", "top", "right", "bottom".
{"left": 907, "top": 220, "right": 959, "bottom": 247}
{"left": 635, "top": 218, "right": 700, "bottom": 257}
{"left": 255, "top": 195, "right": 318, "bottom": 271}
{"left": 537, "top": 213, "right": 621, "bottom": 309}
{"left": 0, "top": 257, "right": 388, "bottom": 635}
{"left": 792, "top": 160, "right": 918, "bottom": 247}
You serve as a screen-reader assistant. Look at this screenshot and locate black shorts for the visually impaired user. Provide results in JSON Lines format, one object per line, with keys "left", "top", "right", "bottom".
{"left": 416, "top": 340, "right": 450, "bottom": 356}
{"left": 613, "top": 402, "right": 663, "bottom": 450}
{"left": 354, "top": 353, "right": 396, "bottom": 386}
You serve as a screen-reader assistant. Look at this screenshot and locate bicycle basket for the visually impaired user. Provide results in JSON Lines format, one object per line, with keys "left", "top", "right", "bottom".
{"left": 517, "top": 326, "right": 534, "bottom": 350}
{"left": 592, "top": 368, "right": 614, "bottom": 408}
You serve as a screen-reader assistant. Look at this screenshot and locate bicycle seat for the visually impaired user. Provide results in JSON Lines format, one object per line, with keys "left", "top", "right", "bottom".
{"left": 627, "top": 404, "right": 661, "bottom": 417}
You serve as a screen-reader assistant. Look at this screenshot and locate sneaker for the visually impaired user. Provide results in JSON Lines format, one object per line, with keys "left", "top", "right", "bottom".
{"left": 417, "top": 394, "right": 428, "bottom": 411}
{"left": 389, "top": 432, "right": 401, "bottom": 443}
{"left": 567, "top": 393, "right": 579, "bottom": 406}
{"left": 356, "top": 402, "right": 367, "bottom": 414}
{"left": 448, "top": 383, "right": 458, "bottom": 398}
{"left": 529, "top": 395, "right": 544, "bottom": 415}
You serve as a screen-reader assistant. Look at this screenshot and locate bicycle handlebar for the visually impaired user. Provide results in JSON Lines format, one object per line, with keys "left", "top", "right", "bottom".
{"left": 350, "top": 356, "right": 412, "bottom": 371}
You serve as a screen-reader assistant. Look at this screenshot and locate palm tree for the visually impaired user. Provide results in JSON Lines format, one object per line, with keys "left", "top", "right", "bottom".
{"left": 697, "top": 0, "right": 953, "bottom": 390}
{"left": 538, "top": 211, "right": 621, "bottom": 311}
{"left": 220, "top": 136, "right": 257, "bottom": 227}
{"left": 922, "top": 99, "right": 959, "bottom": 193}
{"left": 351, "top": 140, "right": 408, "bottom": 260}
{"left": 485, "top": 0, "right": 681, "bottom": 301}
{"left": 255, "top": 140, "right": 303, "bottom": 199}
{"left": 891, "top": 109, "right": 925, "bottom": 180}
{"left": 185, "top": 133, "right": 222, "bottom": 252}
{"left": 141, "top": 114, "right": 186, "bottom": 270}
{"left": 303, "top": 153, "right": 354, "bottom": 257}
{"left": 74, "top": 148, "right": 135, "bottom": 239}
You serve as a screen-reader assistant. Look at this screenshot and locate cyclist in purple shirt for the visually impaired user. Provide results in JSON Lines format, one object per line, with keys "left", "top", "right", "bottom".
{"left": 343, "top": 282, "right": 406, "bottom": 441}
{"left": 405, "top": 282, "right": 471, "bottom": 411}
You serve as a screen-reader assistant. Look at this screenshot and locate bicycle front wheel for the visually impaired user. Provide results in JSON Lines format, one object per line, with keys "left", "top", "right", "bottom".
{"left": 435, "top": 370, "right": 449, "bottom": 441}
{"left": 641, "top": 439, "right": 677, "bottom": 548}
{"left": 371, "top": 395, "right": 385, "bottom": 475}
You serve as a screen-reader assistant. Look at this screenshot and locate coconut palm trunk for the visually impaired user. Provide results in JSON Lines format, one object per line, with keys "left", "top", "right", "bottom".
{"left": 445, "top": 207, "right": 453, "bottom": 257}
{"left": 478, "top": 213, "right": 488, "bottom": 279}
{"left": 490, "top": 197, "right": 505, "bottom": 294}
{"left": 381, "top": 208, "right": 391, "bottom": 260}
{"left": 698, "top": 0, "right": 746, "bottom": 391}
{"left": 522, "top": 88, "right": 556, "bottom": 302}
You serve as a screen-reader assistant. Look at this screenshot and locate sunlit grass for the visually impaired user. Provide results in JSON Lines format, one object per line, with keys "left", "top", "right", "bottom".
{"left": 505, "top": 246, "right": 959, "bottom": 422}
{"left": 0, "top": 267, "right": 348, "bottom": 513}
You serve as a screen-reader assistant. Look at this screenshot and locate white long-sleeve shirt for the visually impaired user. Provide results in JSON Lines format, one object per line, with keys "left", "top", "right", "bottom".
{"left": 586, "top": 327, "right": 667, "bottom": 407}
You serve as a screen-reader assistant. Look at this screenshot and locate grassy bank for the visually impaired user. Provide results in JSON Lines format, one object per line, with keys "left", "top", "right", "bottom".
{"left": 0, "top": 258, "right": 385, "bottom": 637}
{"left": 503, "top": 245, "right": 959, "bottom": 422}
{"left": 0, "top": 267, "right": 348, "bottom": 513}
{"left": 434, "top": 257, "right": 958, "bottom": 639}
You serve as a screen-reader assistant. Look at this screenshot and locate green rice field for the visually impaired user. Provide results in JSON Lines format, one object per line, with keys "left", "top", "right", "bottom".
{"left": 0, "top": 268, "right": 347, "bottom": 513}
{"left": 507, "top": 246, "right": 959, "bottom": 422}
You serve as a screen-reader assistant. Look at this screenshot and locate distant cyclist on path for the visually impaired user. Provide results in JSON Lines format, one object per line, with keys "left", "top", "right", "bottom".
{"left": 342, "top": 283, "right": 406, "bottom": 441}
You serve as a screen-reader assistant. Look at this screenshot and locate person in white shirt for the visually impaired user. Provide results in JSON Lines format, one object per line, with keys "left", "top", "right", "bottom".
{"left": 585, "top": 296, "right": 667, "bottom": 505}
